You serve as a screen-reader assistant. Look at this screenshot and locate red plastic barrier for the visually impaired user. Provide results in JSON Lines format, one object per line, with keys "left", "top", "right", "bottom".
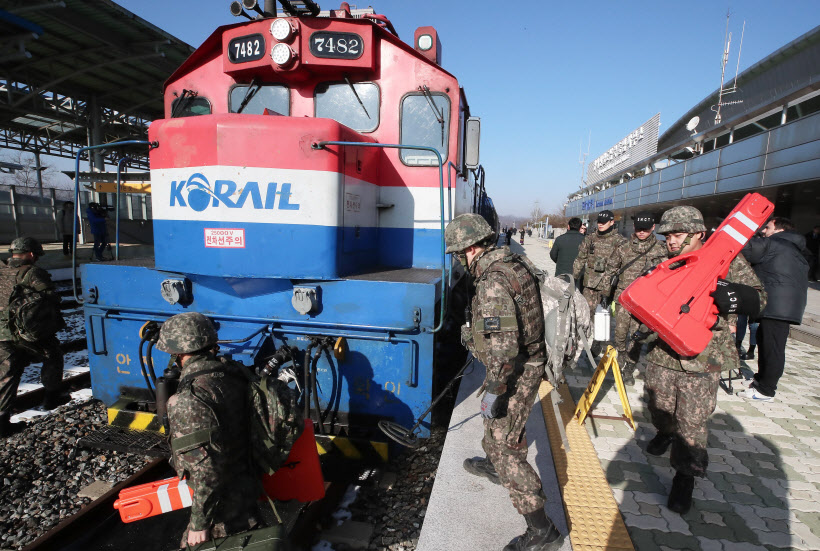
{"left": 619, "top": 193, "right": 773, "bottom": 356}
{"left": 113, "top": 476, "right": 193, "bottom": 523}
{"left": 262, "top": 420, "right": 325, "bottom": 502}
{"left": 114, "top": 420, "right": 325, "bottom": 523}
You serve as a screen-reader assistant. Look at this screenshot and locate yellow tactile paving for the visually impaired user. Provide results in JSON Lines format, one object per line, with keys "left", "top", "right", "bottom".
{"left": 539, "top": 381, "right": 634, "bottom": 551}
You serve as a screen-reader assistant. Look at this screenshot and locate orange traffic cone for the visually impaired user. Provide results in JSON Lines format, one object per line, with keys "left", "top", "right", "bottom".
{"left": 262, "top": 420, "right": 325, "bottom": 502}
{"left": 114, "top": 477, "right": 193, "bottom": 523}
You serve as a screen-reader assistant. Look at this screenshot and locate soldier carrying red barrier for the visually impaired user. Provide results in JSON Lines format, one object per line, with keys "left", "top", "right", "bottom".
{"left": 641, "top": 206, "right": 766, "bottom": 515}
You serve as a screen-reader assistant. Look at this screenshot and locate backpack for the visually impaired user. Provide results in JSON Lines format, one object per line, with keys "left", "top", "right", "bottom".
{"left": 177, "top": 360, "right": 304, "bottom": 476}
{"left": 2, "top": 265, "right": 64, "bottom": 343}
{"left": 491, "top": 254, "right": 592, "bottom": 387}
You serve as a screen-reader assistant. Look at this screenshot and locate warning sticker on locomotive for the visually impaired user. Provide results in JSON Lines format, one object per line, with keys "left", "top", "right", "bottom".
{"left": 204, "top": 228, "right": 245, "bottom": 248}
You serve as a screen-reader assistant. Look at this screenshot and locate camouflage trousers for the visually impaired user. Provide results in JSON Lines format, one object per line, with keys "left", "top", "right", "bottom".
{"left": 614, "top": 304, "right": 641, "bottom": 365}
{"left": 0, "top": 338, "right": 64, "bottom": 416}
{"left": 644, "top": 362, "right": 719, "bottom": 477}
{"left": 179, "top": 495, "right": 262, "bottom": 548}
{"left": 482, "top": 358, "right": 546, "bottom": 515}
{"left": 582, "top": 288, "right": 606, "bottom": 323}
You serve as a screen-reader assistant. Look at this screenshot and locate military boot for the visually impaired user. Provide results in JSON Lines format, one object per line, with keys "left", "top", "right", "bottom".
{"left": 667, "top": 472, "right": 695, "bottom": 514}
{"left": 503, "top": 509, "right": 562, "bottom": 551}
{"left": 463, "top": 457, "right": 501, "bottom": 485}
{"left": 0, "top": 413, "right": 25, "bottom": 438}
{"left": 620, "top": 362, "right": 635, "bottom": 386}
{"left": 646, "top": 432, "right": 674, "bottom": 456}
{"left": 42, "top": 391, "right": 71, "bottom": 410}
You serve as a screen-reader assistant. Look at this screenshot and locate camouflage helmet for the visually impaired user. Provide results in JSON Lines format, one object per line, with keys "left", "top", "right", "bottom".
{"left": 9, "top": 236, "right": 44, "bottom": 256}
{"left": 444, "top": 214, "right": 495, "bottom": 253}
{"left": 156, "top": 312, "right": 218, "bottom": 354}
{"left": 656, "top": 206, "right": 706, "bottom": 235}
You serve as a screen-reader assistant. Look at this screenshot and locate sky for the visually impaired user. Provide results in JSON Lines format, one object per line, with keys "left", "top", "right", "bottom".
{"left": 7, "top": 1, "right": 818, "bottom": 217}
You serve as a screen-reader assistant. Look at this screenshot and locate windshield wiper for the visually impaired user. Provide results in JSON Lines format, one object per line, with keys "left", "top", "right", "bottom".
{"left": 171, "top": 89, "right": 198, "bottom": 118}
{"left": 236, "top": 79, "right": 261, "bottom": 114}
{"left": 344, "top": 76, "right": 371, "bottom": 119}
{"left": 419, "top": 85, "right": 445, "bottom": 146}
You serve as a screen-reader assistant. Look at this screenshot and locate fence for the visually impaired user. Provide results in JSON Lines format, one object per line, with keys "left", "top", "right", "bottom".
{"left": 0, "top": 184, "right": 154, "bottom": 245}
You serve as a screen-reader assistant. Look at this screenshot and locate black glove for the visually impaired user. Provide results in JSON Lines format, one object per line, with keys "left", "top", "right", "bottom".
{"left": 710, "top": 279, "right": 761, "bottom": 316}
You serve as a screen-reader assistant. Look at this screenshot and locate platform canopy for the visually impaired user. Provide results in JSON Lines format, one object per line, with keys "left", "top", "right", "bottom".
{"left": 0, "top": 0, "right": 193, "bottom": 169}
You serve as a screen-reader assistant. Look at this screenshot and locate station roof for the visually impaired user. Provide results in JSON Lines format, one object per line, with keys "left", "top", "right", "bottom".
{"left": 0, "top": 0, "right": 194, "bottom": 165}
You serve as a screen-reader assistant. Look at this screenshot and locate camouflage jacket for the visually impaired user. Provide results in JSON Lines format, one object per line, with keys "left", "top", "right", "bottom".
{"left": 605, "top": 235, "right": 667, "bottom": 298}
{"left": 645, "top": 255, "right": 766, "bottom": 373}
{"left": 572, "top": 230, "right": 627, "bottom": 290}
{"left": 167, "top": 353, "right": 258, "bottom": 532}
{"left": 466, "top": 246, "right": 545, "bottom": 395}
{"left": 0, "top": 258, "right": 59, "bottom": 342}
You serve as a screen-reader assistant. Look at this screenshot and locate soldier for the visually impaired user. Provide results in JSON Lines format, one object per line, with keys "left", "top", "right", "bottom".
{"left": 445, "top": 214, "right": 562, "bottom": 551}
{"left": 643, "top": 206, "right": 765, "bottom": 514}
{"left": 604, "top": 212, "right": 666, "bottom": 384}
{"left": 1, "top": 237, "right": 67, "bottom": 437}
{"left": 157, "top": 313, "right": 262, "bottom": 548}
{"left": 572, "top": 210, "right": 626, "bottom": 352}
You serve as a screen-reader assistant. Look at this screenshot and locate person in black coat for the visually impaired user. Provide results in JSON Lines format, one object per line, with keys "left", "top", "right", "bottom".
{"left": 549, "top": 217, "right": 585, "bottom": 276}
{"left": 738, "top": 217, "right": 810, "bottom": 402}
{"left": 806, "top": 224, "right": 820, "bottom": 281}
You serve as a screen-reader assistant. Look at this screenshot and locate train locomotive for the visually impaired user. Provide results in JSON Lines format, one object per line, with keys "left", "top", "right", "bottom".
{"left": 82, "top": 0, "right": 497, "bottom": 455}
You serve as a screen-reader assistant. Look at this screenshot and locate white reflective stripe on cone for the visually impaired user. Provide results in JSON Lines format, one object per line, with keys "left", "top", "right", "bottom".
{"left": 157, "top": 483, "right": 173, "bottom": 513}
{"left": 178, "top": 479, "right": 193, "bottom": 508}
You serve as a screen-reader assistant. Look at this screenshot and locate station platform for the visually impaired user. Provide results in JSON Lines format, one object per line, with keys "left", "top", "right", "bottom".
{"left": 1, "top": 241, "right": 154, "bottom": 281}
{"left": 419, "top": 238, "right": 820, "bottom": 550}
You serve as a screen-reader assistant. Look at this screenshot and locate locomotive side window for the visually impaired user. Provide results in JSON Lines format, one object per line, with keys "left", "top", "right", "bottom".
{"left": 170, "top": 96, "right": 211, "bottom": 118}
{"left": 400, "top": 92, "right": 450, "bottom": 166}
{"left": 229, "top": 84, "right": 290, "bottom": 115}
{"left": 315, "top": 81, "right": 379, "bottom": 132}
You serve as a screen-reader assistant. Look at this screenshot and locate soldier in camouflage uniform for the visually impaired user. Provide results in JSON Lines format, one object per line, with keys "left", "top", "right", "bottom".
{"left": 445, "top": 214, "right": 562, "bottom": 551}
{"left": 157, "top": 313, "right": 262, "bottom": 548}
{"left": 605, "top": 212, "right": 667, "bottom": 384}
{"left": 0, "top": 237, "right": 66, "bottom": 437}
{"left": 642, "top": 206, "right": 766, "bottom": 514}
{"left": 572, "top": 210, "right": 626, "bottom": 352}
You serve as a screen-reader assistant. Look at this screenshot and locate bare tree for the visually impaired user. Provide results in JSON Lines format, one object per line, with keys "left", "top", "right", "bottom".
{"left": 0, "top": 151, "right": 55, "bottom": 189}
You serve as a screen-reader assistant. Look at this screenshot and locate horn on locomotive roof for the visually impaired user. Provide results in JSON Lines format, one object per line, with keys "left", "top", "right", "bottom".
{"left": 229, "top": 1, "right": 253, "bottom": 19}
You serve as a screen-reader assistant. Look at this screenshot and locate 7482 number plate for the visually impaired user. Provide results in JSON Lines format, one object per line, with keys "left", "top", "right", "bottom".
{"left": 309, "top": 31, "right": 363, "bottom": 60}
{"left": 228, "top": 34, "right": 266, "bottom": 63}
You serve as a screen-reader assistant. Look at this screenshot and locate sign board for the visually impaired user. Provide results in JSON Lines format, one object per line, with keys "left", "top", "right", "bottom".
{"left": 93, "top": 182, "right": 152, "bottom": 194}
{"left": 587, "top": 113, "right": 660, "bottom": 185}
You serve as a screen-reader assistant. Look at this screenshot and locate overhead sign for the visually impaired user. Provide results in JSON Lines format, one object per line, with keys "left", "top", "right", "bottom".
{"left": 587, "top": 113, "right": 660, "bottom": 185}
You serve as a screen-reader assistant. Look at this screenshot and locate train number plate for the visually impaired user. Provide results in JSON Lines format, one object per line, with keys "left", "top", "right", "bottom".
{"left": 228, "top": 34, "right": 266, "bottom": 63}
{"left": 309, "top": 31, "right": 363, "bottom": 59}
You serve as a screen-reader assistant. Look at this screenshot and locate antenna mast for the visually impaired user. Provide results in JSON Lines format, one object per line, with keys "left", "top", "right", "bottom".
{"left": 578, "top": 130, "right": 590, "bottom": 190}
{"left": 711, "top": 11, "right": 745, "bottom": 124}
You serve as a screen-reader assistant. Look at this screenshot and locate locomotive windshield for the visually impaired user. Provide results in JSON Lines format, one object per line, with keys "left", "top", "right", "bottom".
{"left": 229, "top": 83, "right": 290, "bottom": 115}
{"left": 315, "top": 81, "right": 380, "bottom": 132}
{"left": 400, "top": 93, "right": 450, "bottom": 166}
{"left": 171, "top": 93, "right": 211, "bottom": 118}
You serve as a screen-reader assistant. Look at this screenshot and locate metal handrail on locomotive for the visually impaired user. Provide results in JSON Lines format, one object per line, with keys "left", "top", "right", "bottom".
{"left": 82, "top": 0, "right": 497, "bottom": 448}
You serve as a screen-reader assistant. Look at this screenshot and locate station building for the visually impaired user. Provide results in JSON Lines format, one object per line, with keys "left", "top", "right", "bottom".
{"left": 566, "top": 24, "right": 820, "bottom": 235}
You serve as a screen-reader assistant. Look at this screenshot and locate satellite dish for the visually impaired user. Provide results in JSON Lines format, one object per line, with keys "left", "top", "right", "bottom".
{"left": 686, "top": 116, "right": 700, "bottom": 132}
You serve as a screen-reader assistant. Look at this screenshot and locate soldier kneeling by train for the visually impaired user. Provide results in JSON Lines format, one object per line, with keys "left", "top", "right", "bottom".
{"left": 643, "top": 207, "right": 766, "bottom": 514}
{"left": 445, "top": 214, "right": 565, "bottom": 551}
{"left": 158, "top": 313, "right": 300, "bottom": 549}
{"left": 1, "top": 237, "right": 67, "bottom": 437}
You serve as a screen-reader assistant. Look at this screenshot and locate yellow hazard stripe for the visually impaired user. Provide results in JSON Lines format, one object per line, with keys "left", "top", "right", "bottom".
{"left": 539, "top": 381, "right": 633, "bottom": 550}
{"left": 314, "top": 435, "right": 389, "bottom": 462}
{"left": 107, "top": 399, "right": 165, "bottom": 434}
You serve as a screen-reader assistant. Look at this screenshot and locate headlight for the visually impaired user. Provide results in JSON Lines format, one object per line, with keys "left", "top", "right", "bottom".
{"left": 418, "top": 34, "right": 433, "bottom": 51}
{"left": 270, "top": 18, "right": 293, "bottom": 42}
{"left": 271, "top": 43, "right": 294, "bottom": 66}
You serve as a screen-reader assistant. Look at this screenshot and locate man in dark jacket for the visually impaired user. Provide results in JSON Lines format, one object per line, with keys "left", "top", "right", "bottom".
{"left": 739, "top": 217, "right": 809, "bottom": 403}
{"left": 86, "top": 203, "right": 108, "bottom": 261}
{"left": 806, "top": 224, "right": 819, "bottom": 281}
{"left": 550, "top": 218, "right": 585, "bottom": 276}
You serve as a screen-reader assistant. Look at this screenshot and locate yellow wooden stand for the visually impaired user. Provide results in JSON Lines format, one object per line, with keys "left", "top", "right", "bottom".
{"left": 573, "top": 345, "right": 635, "bottom": 430}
